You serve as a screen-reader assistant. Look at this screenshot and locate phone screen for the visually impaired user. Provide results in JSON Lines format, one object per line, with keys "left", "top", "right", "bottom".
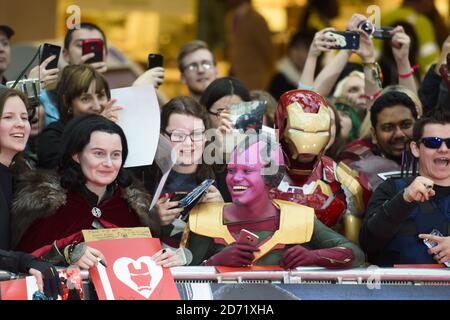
{"left": 40, "top": 43, "right": 61, "bottom": 70}
{"left": 148, "top": 53, "right": 164, "bottom": 69}
{"left": 170, "top": 193, "right": 187, "bottom": 202}
{"left": 82, "top": 39, "right": 104, "bottom": 63}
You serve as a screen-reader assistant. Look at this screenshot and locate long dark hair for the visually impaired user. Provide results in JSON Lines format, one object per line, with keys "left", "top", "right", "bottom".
{"left": 58, "top": 114, "right": 131, "bottom": 190}
{"left": 199, "top": 77, "right": 251, "bottom": 111}
{"left": 161, "top": 96, "right": 215, "bottom": 183}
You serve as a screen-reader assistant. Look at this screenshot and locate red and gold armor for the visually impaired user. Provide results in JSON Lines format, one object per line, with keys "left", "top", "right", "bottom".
{"left": 273, "top": 89, "right": 369, "bottom": 243}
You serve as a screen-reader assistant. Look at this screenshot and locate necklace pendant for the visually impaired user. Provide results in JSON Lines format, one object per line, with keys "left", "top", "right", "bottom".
{"left": 91, "top": 207, "right": 102, "bottom": 218}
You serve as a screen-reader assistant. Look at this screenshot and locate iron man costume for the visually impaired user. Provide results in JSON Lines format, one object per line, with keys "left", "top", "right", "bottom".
{"left": 271, "top": 89, "right": 370, "bottom": 243}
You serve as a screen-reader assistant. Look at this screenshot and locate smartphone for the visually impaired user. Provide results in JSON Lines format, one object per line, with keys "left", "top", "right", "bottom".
{"left": 148, "top": 53, "right": 164, "bottom": 69}
{"left": 423, "top": 229, "right": 443, "bottom": 249}
{"left": 325, "top": 31, "right": 360, "bottom": 50}
{"left": 170, "top": 192, "right": 187, "bottom": 202}
{"left": 423, "top": 229, "right": 450, "bottom": 267}
{"left": 238, "top": 229, "right": 259, "bottom": 246}
{"left": 40, "top": 43, "right": 61, "bottom": 69}
{"left": 82, "top": 39, "right": 104, "bottom": 64}
{"left": 373, "top": 27, "right": 394, "bottom": 40}
{"left": 176, "top": 179, "right": 215, "bottom": 221}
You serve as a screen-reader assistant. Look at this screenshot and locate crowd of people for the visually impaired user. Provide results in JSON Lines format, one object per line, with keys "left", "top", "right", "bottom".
{"left": 1, "top": 1, "right": 450, "bottom": 299}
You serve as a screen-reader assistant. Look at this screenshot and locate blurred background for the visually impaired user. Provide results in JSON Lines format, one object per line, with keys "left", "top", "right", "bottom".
{"left": 1, "top": 0, "right": 449, "bottom": 97}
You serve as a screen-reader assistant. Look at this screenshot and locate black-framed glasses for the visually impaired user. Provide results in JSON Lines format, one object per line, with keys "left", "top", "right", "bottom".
{"left": 207, "top": 108, "right": 227, "bottom": 117}
{"left": 420, "top": 137, "right": 450, "bottom": 149}
{"left": 164, "top": 130, "right": 205, "bottom": 142}
{"left": 183, "top": 60, "right": 214, "bottom": 72}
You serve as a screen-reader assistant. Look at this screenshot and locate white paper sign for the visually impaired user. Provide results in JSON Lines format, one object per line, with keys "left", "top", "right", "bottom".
{"left": 111, "top": 85, "right": 160, "bottom": 168}
{"left": 149, "top": 134, "right": 177, "bottom": 210}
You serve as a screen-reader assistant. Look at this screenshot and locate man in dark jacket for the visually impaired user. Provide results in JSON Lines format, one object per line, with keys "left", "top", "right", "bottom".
{"left": 360, "top": 110, "right": 450, "bottom": 266}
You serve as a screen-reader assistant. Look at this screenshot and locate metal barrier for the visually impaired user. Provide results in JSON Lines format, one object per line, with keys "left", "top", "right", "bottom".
{"left": 2, "top": 267, "right": 450, "bottom": 300}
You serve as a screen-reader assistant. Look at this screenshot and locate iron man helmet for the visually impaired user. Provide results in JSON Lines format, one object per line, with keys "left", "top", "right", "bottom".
{"left": 275, "top": 89, "right": 331, "bottom": 159}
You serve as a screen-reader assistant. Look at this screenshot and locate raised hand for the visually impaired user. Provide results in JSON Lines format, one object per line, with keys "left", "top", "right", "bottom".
{"left": 28, "top": 55, "right": 59, "bottom": 90}
{"left": 80, "top": 53, "right": 107, "bottom": 73}
{"left": 403, "top": 176, "right": 435, "bottom": 203}
{"left": 353, "top": 30, "right": 375, "bottom": 63}
{"left": 309, "top": 28, "right": 336, "bottom": 57}
{"left": 133, "top": 67, "right": 165, "bottom": 88}
{"left": 391, "top": 26, "right": 411, "bottom": 63}
{"left": 100, "top": 98, "right": 123, "bottom": 123}
{"left": 346, "top": 13, "right": 368, "bottom": 32}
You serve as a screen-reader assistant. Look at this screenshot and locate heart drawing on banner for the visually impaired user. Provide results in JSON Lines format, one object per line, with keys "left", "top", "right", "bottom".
{"left": 113, "top": 256, "right": 163, "bottom": 299}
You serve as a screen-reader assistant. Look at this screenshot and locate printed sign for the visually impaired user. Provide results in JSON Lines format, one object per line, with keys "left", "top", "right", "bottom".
{"left": 88, "top": 237, "right": 180, "bottom": 300}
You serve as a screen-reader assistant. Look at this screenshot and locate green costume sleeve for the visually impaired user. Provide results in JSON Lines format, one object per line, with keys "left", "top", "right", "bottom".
{"left": 309, "top": 218, "right": 366, "bottom": 267}
{"left": 186, "top": 232, "right": 218, "bottom": 266}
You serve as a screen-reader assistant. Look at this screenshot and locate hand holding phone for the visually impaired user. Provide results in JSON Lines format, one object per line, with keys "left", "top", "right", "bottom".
{"left": 82, "top": 39, "right": 104, "bottom": 64}
{"left": 148, "top": 53, "right": 164, "bottom": 69}
{"left": 168, "top": 192, "right": 188, "bottom": 202}
{"left": 423, "top": 229, "right": 450, "bottom": 267}
{"left": 40, "top": 43, "right": 61, "bottom": 70}
{"left": 237, "top": 229, "right": 259, "bottom": 246}
{"left": 324, "top": 31, "right": 360, "bottom": 50}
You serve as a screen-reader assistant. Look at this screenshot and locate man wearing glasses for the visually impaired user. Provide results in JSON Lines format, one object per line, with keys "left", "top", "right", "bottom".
{"left": 360, "top": 109, "right": 450, "bottom": 267}
{"left": 177, "top": 40, "right": 218, "bottom": 102}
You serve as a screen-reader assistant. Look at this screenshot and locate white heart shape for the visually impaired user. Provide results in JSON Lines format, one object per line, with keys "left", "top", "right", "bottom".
{"left": 113, "top": 256, "right": 163, "bottom": 299}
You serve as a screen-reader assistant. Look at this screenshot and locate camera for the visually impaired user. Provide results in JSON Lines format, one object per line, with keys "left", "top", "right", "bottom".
{"left": 358, "top": 20, "right": 393, "bottom": 40}
{"left": 358, "top": 20, "right": 375, "bottom": 35}
{"left": 6, "top": 78, "right": 41, "bottom": 108}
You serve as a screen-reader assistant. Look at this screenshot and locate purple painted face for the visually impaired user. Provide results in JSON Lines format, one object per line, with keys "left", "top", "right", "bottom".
{"left": 226, "top": 141, "right": 272, "bottom": 205}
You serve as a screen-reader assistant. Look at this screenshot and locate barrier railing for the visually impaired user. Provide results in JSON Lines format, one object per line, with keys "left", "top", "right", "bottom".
{"left": 2, "top": 267, "right": 450, "bottom": 300}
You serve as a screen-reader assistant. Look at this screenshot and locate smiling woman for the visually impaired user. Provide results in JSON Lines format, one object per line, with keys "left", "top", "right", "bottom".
{"left": 0, "top": 88, "right": 32, "bottom": 250}
{"left": 38, "top": 64, "right": 122, "bottom": 170}
{"left": 136, "top": 96, "right": 229, "bottom": 249}
{"left": 184, "top": 135, "right": 365, "bottom": 268}
{"left": 10, "top": 114, "right": 166, "bottom": 270}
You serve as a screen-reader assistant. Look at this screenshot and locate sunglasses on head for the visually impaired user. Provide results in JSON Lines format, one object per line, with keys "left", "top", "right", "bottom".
{"left": 420, "top": 137, "right": 450, "bottom": 149}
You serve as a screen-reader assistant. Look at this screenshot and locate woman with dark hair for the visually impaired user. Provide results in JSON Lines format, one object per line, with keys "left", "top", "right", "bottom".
{"left": 10, "top": 114, "right": 179, "bottom": 269}
{"left": 144, "top": 96, "right": 226, "bottom": 248}
{"left": 0, "top": 88, "right": 31, "bottom": 250}
{"left": 200, "top": 76, "right": 251, "bottom": 131}
{"left": 37, "top": 64, "right": 121, "bottom": 169}
{"left": 0, "top": 87, "right": 62, "bottom": 298}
